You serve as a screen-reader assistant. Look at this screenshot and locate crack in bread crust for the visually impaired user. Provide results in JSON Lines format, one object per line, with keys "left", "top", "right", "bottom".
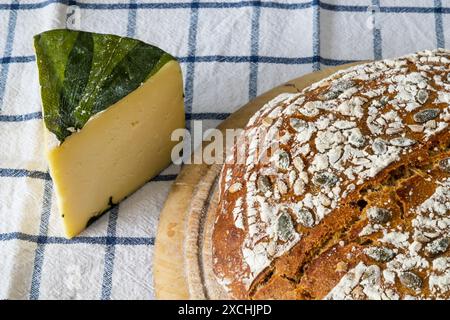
{"left": 250, "top": 135, "right": 449, "bottom": 299}
{"left": 298, "top": 140, "right": 450, "bottom": 299}
{"left": 212, "top": 49, "right": 450, "bottom": 300}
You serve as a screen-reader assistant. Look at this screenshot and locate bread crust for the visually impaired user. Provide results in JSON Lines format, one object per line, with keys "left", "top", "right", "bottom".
{"left": 212, "top": 50, "right": 450, "bottom": 299}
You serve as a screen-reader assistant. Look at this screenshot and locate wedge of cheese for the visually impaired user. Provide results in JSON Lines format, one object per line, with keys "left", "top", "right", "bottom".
{"left": 34, "top": 30, "right": 184, "bottom": 238}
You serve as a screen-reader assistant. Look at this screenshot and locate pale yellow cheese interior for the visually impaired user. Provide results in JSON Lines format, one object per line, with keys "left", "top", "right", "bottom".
{"left": 45, "top": 61, "right": 184, "bottom": 238}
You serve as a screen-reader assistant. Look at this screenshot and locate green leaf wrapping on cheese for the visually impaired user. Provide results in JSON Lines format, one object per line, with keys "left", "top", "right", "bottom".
{"left": 34, "top": 29, "right": 175, "bottom": 142}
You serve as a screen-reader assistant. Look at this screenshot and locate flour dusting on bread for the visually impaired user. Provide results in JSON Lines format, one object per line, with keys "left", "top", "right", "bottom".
{"left": 212, "top": 49, "right": 450, "bottom": 299}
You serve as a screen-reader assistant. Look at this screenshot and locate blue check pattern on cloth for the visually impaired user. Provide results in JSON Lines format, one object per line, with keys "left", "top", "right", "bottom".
{"left": 0, "top": 0, "right": 448, "bottom": 299}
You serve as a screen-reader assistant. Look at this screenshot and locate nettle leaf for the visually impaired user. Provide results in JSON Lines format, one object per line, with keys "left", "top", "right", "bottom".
{"left": 92, "top": 43, "right": 171, "bottom": 114}
{"left": 34, "top": 29, "right": 174, "bottom": 142}
{"left": 59, "top": 31, "right": 94, "bottom": 133}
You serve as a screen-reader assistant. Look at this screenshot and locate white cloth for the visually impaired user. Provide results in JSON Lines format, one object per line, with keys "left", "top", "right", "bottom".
{"left": 0, "top": 0, "right": 447, "bottom": 299}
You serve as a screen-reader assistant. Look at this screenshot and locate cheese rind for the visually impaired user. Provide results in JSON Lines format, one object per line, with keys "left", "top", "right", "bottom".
{"left": 34, "top": 29, "right": 174, "bottom": 142}
{"left": 45, "top": 60, "right": 184, "bottom": 238}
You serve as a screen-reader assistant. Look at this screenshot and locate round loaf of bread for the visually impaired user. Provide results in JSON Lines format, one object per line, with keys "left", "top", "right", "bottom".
{"left": 212, "top": 49, "right": 450, "bottom": 300}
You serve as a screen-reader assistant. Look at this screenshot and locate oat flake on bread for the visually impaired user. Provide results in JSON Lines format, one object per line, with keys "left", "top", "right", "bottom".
{"left": 212, "top": 49, "right": 450, "bottom": 299}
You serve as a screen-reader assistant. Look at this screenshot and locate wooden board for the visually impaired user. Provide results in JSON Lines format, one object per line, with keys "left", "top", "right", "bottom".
{"left": 153, "top": 63, "right": 363, "bottom": 300}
